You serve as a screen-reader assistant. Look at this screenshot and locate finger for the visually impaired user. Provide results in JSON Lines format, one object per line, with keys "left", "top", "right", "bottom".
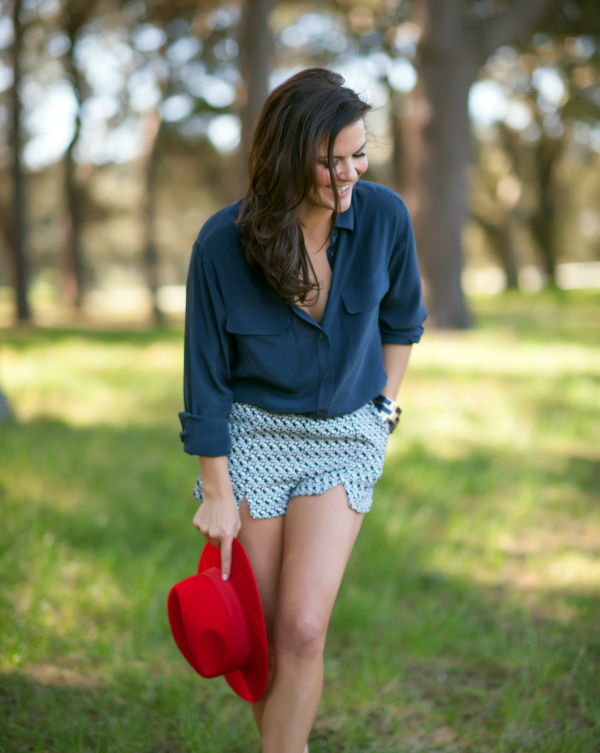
{"left": 220, "top": 537, "right": 233, "bottom": 581}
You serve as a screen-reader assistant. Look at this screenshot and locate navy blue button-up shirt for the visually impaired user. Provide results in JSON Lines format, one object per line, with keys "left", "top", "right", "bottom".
{"left": 179, "top": 179, "right": 427, "bottom": 456}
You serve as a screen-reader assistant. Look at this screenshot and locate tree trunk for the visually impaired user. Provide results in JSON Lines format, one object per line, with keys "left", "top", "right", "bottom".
{"left": 141, "top": 109, "right": 163, "bottom": 326}
{"left": 63, "top": 148, "right": 85, "bottom": 307}
{"left": 530, "top": 139, "right": 560, "bottom": 286}
{"left": 240, "top": 0, "right": 274, "bottom": 177}
{"left": 11, "top": 0, "right": 30, "bottom": 322}
{"left": 402, "top": 0, "right": 476, "bottom": 328}
{"left": 62, "top": 4, "right": 87, "bottom": 307}
{"left": 477, "top": 215, "right": 519, "bottom": 290}
{"left": 389, "top": 91, "right": 407, "bottom": 193}
{"left": 403, "top": 0, "right": 556, "bottom": 328}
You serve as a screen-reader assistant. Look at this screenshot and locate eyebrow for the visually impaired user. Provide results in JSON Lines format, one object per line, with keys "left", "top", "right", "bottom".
{"left": 319, "top": 141, "right": 367, "bottom": 160}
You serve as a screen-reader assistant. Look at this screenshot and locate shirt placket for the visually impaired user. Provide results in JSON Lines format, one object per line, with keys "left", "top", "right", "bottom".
{"left": 287, "top": 227, "right": 340, "bottom": 418}
{"left": 315, "top": 227, "right": 339, "bottom": 415}
{"left": 315, "top": 327, "right": 334, "bottom": 416}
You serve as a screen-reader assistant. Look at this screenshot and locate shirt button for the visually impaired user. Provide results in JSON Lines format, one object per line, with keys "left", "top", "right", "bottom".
{"left": 323, "top": 373, "right": 330, "bottom": 380}
{"left": 319, "top": 332, "right": 326, "bottom": 338}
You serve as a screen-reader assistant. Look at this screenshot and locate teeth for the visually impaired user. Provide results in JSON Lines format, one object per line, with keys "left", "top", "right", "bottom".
{"left": 337, "top": 185, "right": 350, "bottom": 194}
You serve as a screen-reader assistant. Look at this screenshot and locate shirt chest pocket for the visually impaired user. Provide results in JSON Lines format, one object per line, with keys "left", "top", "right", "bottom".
{"left": 225, "top": 308, "right": 297, "bottom": 386}
{"left": 341, "top": 277, "right": 390, "bottom": 363}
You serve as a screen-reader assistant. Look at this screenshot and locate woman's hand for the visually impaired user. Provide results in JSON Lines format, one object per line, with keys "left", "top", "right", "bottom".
{"left": 195, "top": 456, "right": 241, "bottom": 580}
{"left": 193, "top": 495, "right": 241, "bottom": 580}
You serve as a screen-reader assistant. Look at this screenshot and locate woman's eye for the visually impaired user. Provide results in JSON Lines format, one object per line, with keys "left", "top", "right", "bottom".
{"left": 320, "top": 152, "right": 365, "bottom": 169}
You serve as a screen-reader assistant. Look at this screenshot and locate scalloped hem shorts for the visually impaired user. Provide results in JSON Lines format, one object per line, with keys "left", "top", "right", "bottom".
{"left": 193, "top": 400, "right": 390, "bottom": 520}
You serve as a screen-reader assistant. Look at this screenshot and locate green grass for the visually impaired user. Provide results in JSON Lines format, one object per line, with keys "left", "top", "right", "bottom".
{"left": 1, "top": 290, "right": 599, "bottom": 752}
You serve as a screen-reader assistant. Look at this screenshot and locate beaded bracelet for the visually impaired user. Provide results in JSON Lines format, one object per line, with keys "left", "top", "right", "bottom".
{"left": 372, "top": 394, "right": 402, "bottom": 433}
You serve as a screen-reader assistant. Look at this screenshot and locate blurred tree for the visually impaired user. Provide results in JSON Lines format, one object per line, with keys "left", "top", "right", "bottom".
{"left": 240, "top": 0, "right": 275, "bottom": 164}
{"left": 469, "top": 165, "right": 521, "bottom": 291}
{"left": 521, "top": 11, "right": 600, "bottom": 285}
{"left": 10, "top": 0, "right": 30, "bottom": 321}
{"left": 531, "top": 138, "right": 562, "bottom": 284}
{"left": 2, "top": 0, "right": 598, "bottom": 325}
{"left": 137, "top": 0, "right": 274, "bottom": 321}
{"left": 403, "top": 0, "right": 556, "bottom": 328}
{"left": 128, "top": 0, "right": 176, "bottom": 325}
{"left": 141, "top": 105, "right": 164, "bottom": 325}
{"left": 471, "top": 11, "right": 600, "bottom": 287}
{"left": 61, "top": 0, "right": 93, "bottom": 308}
{"left": 327, "top": 0, "right": 599, "bottom": 302}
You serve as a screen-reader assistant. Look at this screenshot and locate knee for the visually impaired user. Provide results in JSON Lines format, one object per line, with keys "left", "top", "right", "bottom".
{"left": 275, "top": 609, "right": 328, "bottom": 661}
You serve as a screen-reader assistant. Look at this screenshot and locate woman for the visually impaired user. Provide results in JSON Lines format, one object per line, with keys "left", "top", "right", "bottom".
{"left": 179, "top": 68, "right": 426, "bottom": 753}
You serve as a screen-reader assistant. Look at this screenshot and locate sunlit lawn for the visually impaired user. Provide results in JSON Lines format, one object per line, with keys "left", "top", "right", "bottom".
{"left": 1, "top": 290, "right": 599, "bottom": 752}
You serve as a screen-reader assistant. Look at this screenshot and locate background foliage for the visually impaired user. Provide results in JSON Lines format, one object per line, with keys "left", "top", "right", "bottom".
{"left": 1, "top": 0, "right": 600, "bottom": 326}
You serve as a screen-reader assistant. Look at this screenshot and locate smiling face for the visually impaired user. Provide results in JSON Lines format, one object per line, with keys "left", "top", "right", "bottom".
{"left": 307, "top": 119, "right": 368, "bottom": 216}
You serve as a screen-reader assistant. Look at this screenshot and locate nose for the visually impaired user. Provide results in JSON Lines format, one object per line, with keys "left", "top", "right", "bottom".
{"left": 336, "top": 158, "right": 358, "bottom": 183}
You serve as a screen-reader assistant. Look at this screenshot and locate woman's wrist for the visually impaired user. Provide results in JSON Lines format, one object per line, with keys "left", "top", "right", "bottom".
{"left": 372, "top": 394, "right": 402, "bottom": 433}
{"left": 199, "top": 455, "right": 234, "bottom": 500}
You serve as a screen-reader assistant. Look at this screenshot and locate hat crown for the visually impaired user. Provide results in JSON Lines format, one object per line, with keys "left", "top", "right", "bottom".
{"left": 200, "top": 567, "right": 251, "bottom": 671}
{"left": 193, "top": 628, "right": 233, "bottom": 678}
{"left": 167, "top": 566, "right": 251, "bottom": 679}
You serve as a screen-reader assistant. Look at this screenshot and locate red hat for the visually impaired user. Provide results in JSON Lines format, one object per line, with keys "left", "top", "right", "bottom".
{"left": 167, "top": 538, "right": 268, "bottom": 702}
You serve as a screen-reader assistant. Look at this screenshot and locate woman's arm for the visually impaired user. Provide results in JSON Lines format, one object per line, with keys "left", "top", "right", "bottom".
{"left": 193, "top": 456, "right": 241, "bottom": 580}
{"left": 381, "top": 343, "right": 412, "bottom": 401}
{"left": 180, "top": 242, "right": 240, "bottom": 579}
{"left": 179, "top": 245, "right": 234, "bottom": 458}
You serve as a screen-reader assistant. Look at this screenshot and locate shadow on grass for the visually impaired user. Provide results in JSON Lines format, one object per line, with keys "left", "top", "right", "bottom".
{"left": 0, "top": 669, "right": 258, "bottom": 753}
{"left": 2, "top": 417, "right": 600, "bottom": 751}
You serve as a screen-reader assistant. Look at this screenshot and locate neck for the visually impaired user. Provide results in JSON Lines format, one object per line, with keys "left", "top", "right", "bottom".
{"left": 299, "top": 203, "right": 334, "bottom": 239}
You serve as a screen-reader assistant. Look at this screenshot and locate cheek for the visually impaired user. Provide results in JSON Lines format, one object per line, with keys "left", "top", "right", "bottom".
{"left": 316, "top": 168, "right": 331, "bottom": 189}
{"left": 355, "top": 157, "right": 368, "bottom": 176}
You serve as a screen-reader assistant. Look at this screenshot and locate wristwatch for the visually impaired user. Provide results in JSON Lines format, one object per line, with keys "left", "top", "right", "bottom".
{"left": 372, "top": 394, "right": 402, "bottom": 433}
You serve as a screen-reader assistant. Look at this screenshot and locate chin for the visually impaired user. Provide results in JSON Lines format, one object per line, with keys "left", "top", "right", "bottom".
{"left": 321, "top": 185, "right": 354, "bottom": 212}
{"left": 337, "top": 191, "right": 353, "bottom": 212}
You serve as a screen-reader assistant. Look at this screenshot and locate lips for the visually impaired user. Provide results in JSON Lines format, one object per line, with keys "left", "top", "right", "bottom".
{"left": 328, "top": 184, "right": 352, "bottom": 197}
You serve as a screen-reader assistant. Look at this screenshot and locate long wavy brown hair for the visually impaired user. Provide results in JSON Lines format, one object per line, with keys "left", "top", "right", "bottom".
{"left": 236, "top": 68, "right": 370, "bottom": 304}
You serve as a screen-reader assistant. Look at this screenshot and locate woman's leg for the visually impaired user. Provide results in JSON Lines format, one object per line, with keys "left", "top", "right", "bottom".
{"left": 260, "top": 484, "right": 364, "bottom": 753}
{"left": 236, "top": 499, "right": 285, "bottom": 736}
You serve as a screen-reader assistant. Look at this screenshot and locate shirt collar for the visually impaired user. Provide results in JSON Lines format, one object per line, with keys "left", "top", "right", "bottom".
{"left": 334, "top": 200, "right": 355, "bottom": 232}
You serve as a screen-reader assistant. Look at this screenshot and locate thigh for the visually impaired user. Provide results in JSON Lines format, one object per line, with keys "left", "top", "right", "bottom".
{"left": 236, "top": 498, "right": 285, "bottom": 640}
{"left": 277, "top": 485, "right": 364, "bottom": 631}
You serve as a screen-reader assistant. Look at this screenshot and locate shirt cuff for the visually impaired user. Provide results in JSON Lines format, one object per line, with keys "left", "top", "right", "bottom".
{"left": 380, "top": 326, "right": 424, "bottom": 345}
{"left": 178, "top": 412, "right": 231, "bottom": 456}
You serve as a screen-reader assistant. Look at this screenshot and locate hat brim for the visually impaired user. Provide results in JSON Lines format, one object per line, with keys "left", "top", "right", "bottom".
{"left": 199, "top": 539, "right": 268, "bottom": 703}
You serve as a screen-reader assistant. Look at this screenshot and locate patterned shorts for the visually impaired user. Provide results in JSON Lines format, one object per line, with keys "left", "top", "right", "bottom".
{"left": 193, "top": 400, "right": 390, "bottom": 519}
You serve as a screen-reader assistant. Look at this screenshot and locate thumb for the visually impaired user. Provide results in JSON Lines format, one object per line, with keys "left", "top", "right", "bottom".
{"left": 220, "top": 536, "right": 233, "bottom": 581}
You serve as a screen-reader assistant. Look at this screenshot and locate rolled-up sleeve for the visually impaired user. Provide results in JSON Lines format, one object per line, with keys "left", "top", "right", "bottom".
{"left": 179, "top": 242, "right": 234, "bottom": 456}
{"left": 379, "top": 204, "right": 427, "bottom": 344}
